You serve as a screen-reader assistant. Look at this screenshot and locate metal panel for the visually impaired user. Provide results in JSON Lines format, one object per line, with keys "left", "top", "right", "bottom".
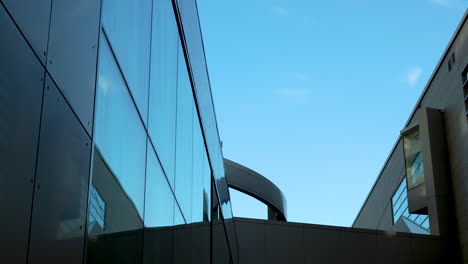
{"left": 1, "top": 0, "right": 51, "bottom": 64}
{"left": 28, "top": 75, "right": 91, "bottom": 264}
{"left": 46, "top": 0, "right": 101, "bottom": 134}
{"left": 0, "top": 5, "right": 44, "bottom": 263}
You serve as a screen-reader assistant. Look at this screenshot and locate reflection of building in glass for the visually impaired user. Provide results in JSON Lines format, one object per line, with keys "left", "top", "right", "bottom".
{"left": 1, "top": 0, "right": 468, "bottom": 262}
{"left": 0, "top": 0, "right": 237, "bottom": 262}
{"left": 88, "top": 185, "right": 106, "bottom": 230}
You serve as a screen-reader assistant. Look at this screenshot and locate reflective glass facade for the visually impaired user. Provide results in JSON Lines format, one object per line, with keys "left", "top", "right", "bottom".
{"left": 392, "top": 179, "right": 430, "bottom": 233}
{"left": 0, "top": 0, "right": 237, "bottom": 262}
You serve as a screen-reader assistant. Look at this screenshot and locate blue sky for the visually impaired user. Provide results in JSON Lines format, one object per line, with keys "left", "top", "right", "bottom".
{"left": 197, "top": 0, "right": 467, "bottom": 226}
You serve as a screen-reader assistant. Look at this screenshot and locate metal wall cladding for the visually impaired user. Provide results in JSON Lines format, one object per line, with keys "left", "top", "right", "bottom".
{"left": 47, "top": 0, "right": 102, "bottom": 135}
{"left": 0, "top": 4, "right": 44, "bottom": 264}
{"left": 27, "top": 75, "right": 91, "bottom": 264}
{"left": 1, "top": 0, "right": 52, "bottom": 64}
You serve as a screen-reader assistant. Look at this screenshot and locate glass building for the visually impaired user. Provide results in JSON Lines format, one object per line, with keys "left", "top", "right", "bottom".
{"left": 0, "top": 0, "right": 238, "bottom": 263}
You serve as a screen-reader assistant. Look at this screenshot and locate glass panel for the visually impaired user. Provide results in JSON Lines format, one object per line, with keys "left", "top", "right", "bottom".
{"left": 393, "top": 196, "right": 405, "bottom": 212}
{"left": 421, "top": 217, "right": 430, "bottom": 229}
{"left": 93, "top": 35, "right": 146, "bottom": 218}
{"left": 409, "top": 214, "right": 418, "bottom": 221}
{"left": 148, "top": 0, "right": 179, "bottom": 186}
{"left": 143, "top": 144, "right": 175, "bottom": 264}
{"left": 145, "top": 144, "right": 175, "bottom": 228}
{"left": 175, "top": 42, "right": 194, "bottom": 223}
{"left": 47, "top": 0, "right": 101, "bottom": 134}
{"left": 174, "top": 203, "right": 186, "bottom": 226}
{"left": 403, "top": 128, "right": 425, "bottom": 189}
{"left": 87, "top": 150, "right": 143, "bottom": 264}
{"left": 101, "top": 0, "right": 152, "bottom": 124}
{"left": 0, "top": 8, "right": 44, "bottom": 262}
{"left": 394, "top": 198, "right": 408, "bottom": 221}
{"left": 88, "top": 36, "right": 147, "bottom": 262}
{"left": 28, "top": 77, "right": 91, "bottom": 264}
{"left": 192, "top": 110, "right": 205, "bottom": 223}
{"left": 203, "top": 150, "right": 212, "bottom": 222}
{"left": 2, "top": 0, "right": 51, "bottom": 63}
{"left": 392, "top": 178, "right": 430, "bottom": 233}
{"left": 392, "top": 180, "right": 407, "bottom": 205}
{"left": 176, "top": 0, "right": 234, "bottom": 223}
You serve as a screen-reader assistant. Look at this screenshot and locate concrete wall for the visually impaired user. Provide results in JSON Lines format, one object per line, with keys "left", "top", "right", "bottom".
{"left": 353, "top": 139, "right": 406, "bottom": 231}
{"left": 235, "top": 217, "right": 444, "bottom": 264}
{"left": 353, "top": 10, "right": 468, "bottom": 263}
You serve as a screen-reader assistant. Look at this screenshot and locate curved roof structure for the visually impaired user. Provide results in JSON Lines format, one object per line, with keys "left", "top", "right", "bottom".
{"left": 224, "top": 158, "right": 287, "bottom": 221}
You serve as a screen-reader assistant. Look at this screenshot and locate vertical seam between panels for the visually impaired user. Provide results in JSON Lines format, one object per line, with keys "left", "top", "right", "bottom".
{"left": 82, "top": 0, "right": 104, "bottom": 262}
{"left": 24, "top": 70, "right": 47, "bottom": 264}
{"left": 25, "top": 0, "right": 54, "bottom": 262}
{"left": 140, "top": 0, "right": 154, "bottom": 261}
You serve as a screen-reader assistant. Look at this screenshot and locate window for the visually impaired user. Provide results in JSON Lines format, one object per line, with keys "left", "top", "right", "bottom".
{"left": 403, "top": 127, "right": 425, "bottom": 189}
{"left": 461, "top": 63, "right": 468, "bottom": 118}
{"left": 392, "top": 179, "right": 430, "bottom": 233}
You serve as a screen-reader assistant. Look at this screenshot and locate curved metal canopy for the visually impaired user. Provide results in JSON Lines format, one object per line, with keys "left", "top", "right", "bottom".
{"left": 224, "top": 158, "right": 287, "bottom": 221}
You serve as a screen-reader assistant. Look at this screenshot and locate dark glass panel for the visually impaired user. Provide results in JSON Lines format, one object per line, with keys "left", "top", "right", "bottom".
{"left": 0, "top": 6, "right": 44, "bottom": 263}
{"left": 2, "top": 0, "right": 51, "bottom": 63}
{"left": 28, "top": 75, "right": 91, "bottom": 264}
{"left": 47, "top": 0, "right": 101, "bottom": 134}
{"left": 101, "top": 0, "right": 152, "bottom": 124}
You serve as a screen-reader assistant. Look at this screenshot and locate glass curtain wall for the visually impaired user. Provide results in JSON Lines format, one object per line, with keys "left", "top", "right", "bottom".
{"left": 86, "top": 0, "right": 237, "bottom": 263}
{"left": 86, "top": 0, "right": 225, "bottom": 263}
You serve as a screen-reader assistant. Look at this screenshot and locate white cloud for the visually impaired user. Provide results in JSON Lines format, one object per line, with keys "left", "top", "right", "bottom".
{"left": 274, "top": 88, "right": 311, "bottom": 101}
{"left": 432, "top": 0, "right": 449, "bottom": 5}
{"left": 406, "top": 67, "right": 423, "bottom": 88}
{"left": 272, "top": 6, "right": 287, "bottom": 16}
